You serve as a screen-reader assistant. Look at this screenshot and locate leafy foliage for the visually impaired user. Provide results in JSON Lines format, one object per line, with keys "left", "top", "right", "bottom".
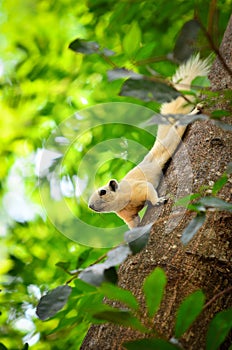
{"left": 181, "top": 213, "right": 206, "bottom": 245}
{"left": 99, "top": 283, "right": 139, "bottom": 311}
{"left": 125, "top": 224, "right": 152, "bottom": 254}
{"left": 120, "top": 78, "right": 180, "bottom": 103}
{"left": 93, "top": 309, "right": 146, "bottom": 332}
{"left": 143, "top": 267, "right": 167, "bottom": 318}
{"left": 175, "top": 165, "right": 232, "bottom": 244}
{"left": 175, "top": 290, "right": 205, "bottom": 337}
{"left": 206, "top": 309, "right": 232, "bottom": 350}
{"left": 122, "top": 21, "right": 142, "bottom": 58}
{"left": 173, "top": 19, "right": 201, "bottom": 62}
{"left": 35, "top": 265, "right": 178, "bottom": 339}
{"left": 36, "top": 285, "right": 72, "bottom": 321}
{"left": 35, "top": 262, "right": 231, "bottom": 350}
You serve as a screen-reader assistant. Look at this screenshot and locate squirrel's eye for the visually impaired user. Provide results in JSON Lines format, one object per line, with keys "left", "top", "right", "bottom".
{"left": 99, "top": 189, "right": 106, "bottom": 196}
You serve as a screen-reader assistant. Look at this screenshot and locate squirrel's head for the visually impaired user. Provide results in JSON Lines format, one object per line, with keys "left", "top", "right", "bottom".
{"left": 88, "top": 179, "right": 129, "bottom": 213}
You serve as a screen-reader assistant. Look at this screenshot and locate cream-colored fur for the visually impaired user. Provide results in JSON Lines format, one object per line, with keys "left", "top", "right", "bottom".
{"left": 88, "top": 54, "right": 210, "bottom": 228}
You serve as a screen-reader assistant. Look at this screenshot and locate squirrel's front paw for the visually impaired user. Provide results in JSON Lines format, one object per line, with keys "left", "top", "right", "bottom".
{"left": 156, "top": 196, "right": 167, "bottom": 205}
{"left": 189, "top": 103, "right": 204, "bottom": 115}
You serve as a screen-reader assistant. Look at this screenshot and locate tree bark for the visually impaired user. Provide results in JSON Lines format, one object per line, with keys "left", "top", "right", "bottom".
{"left": 81, "top": 16, "right": 232, "bottom": 350}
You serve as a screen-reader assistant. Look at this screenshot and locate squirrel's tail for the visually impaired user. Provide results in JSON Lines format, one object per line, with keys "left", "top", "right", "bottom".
{"left": 160, "top": 53, "right": 211, "bottom": 116}
{"left": 145, "top": 54, "right": 211, "bottom": 167}
{"left": 172, "top": 53, "right": 211, "bottom": 92}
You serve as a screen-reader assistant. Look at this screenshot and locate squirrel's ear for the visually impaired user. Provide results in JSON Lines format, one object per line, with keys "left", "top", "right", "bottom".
{"left": 109, "top": 179, "right": 118, "bottom": 192}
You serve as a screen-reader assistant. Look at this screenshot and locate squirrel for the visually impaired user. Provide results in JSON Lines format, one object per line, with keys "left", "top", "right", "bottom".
{"left": 88, "top": 54, "right": 210, "bottom": 229}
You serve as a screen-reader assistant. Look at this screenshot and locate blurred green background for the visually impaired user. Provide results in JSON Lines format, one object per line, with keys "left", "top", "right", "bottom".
{"left": 0, "top": 0, "right": 231, "bottom": 348}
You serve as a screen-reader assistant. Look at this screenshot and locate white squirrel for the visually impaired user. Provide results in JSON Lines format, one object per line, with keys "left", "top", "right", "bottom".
{"left": 88, "top": 54, "right": 210, "bottom": 228}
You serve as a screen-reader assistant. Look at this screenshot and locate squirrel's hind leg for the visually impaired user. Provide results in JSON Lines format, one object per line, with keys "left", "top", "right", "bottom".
{"left": 127, "top": 215, "right": 141, "bottom": 229}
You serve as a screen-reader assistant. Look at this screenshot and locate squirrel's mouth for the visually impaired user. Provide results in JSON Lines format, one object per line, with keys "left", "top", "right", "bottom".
{"left": 88, "top": 203, "right": 100, "bottom": 212}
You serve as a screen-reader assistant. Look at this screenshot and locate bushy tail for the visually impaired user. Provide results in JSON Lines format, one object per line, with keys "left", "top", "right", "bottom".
{"left": 161, "top": 54, "right": 211, "bottom": 116}
{"left": 172, "top": 53, "right": 211, "bottom": 91}
{"left": 145, "top": 54, "right": 211, "bottom": 168}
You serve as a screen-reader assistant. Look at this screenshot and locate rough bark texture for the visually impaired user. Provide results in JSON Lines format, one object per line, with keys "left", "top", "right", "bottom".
{"left": 81, "top": 16, "right": 232, "bottom": 350}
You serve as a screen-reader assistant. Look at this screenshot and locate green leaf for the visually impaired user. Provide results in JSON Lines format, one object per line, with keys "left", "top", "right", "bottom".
{"left": 199, "top": 197, "right": 232, "bottom": 211}
{"left": 69, "top": 39, "right": 100, "bottom": 54}
{"left": 175, "top": 290, "right": 205, "bottom": 338}
{"left": 143, "top": 267, "right": 167, "bottom": 318}
{"left": 79, "top": 265, "right": 118, "bottom": 286}
{"left": 79, "top": 265, "right": 106, "bottom": 286}
{"left": 76, "top": 248, "right": 93, "bottom": 269}
{"left": 69, "top": 38, "right": 115, "bottom": 56}
{"left": 76, "top": 293, "right": 105, "bottom": 320}
{"left": 78, "top": 245, "right": 131, "bottom": 287}
{"left": 174, "top": 193, "right": 202, "bottom": 208}
{"left": 55, "top": 261, "right": 71, "bottom": 273}
{"left": 99, "top": 283, "right": 139, "bottom": 311}
{"left": 120, "top": 78, "right": 180, "bottom": 103}
{"left": 73, "top": 278, "right": 97, "bottom": 293}
{"left": 134, "top": 41, "right": 156, "bottom": 61}
{"left": 36, "top": 285, "right": 72, "bottom": 321}
{"left": 107, "top": 68, "right": 143, "bottom": 82}
{"left": 181, "top": 213, "right": 206, "bottom": 245}
{"left": 206, "top": 309, "right": 232, "bottom": 350}
{"left": 174, "top": 19, "right": 201, "bottom": 62}
{"left": 212, "top": 174, "right": 228, "bottom": 195}
{"left": 125, "top": 224, "right": 152, "bottom": 254}
{"left": 124, "top": 338, "right": 179, "bottom": 350}
{"left": 93, "top": 309, "right": 147, "bottom": 332}
{"left": 57, "top": 315, "right": 79, "bottom": 332}
{"left": 187, "top": 203, "right": 206, "bottom": 212}
{"left": 191, "top": 76, "right": 211, "bottom": 88}
{"left": 123, "top": 21, "right": 141, "bottom": 57}
{"left": 106, "top": 244, "right": 131, "bottom": 266}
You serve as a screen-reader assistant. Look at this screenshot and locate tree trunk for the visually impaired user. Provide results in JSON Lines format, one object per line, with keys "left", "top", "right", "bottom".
{"left": 81, "top": 16, "right": 232, "bottom": 350}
